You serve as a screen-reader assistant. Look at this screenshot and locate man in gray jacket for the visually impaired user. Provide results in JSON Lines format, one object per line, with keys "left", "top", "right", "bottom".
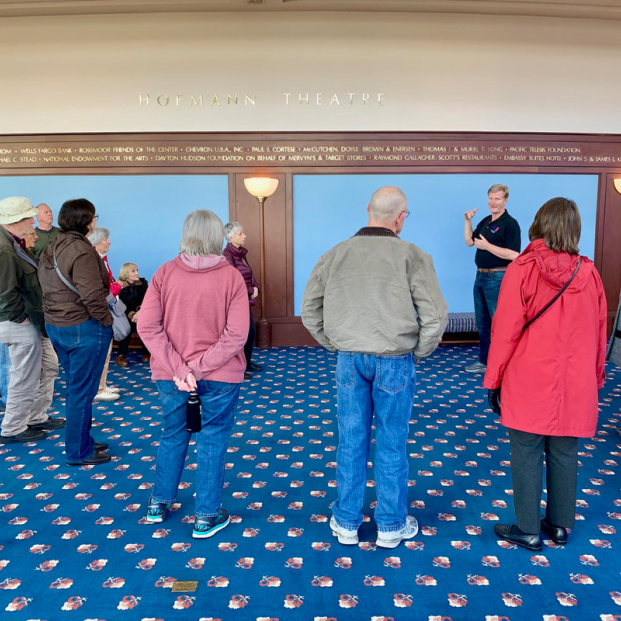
{"left": 302, "top": 186, "right": 448, "bottom": 549}
{"left": 0, "top": 196, "right": 63, "bottom": 444}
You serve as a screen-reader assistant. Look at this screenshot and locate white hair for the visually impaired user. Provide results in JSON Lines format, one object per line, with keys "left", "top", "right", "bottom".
{"left": 224, "top": 221, "right": 244, "bottom": 242}
{"left": 88, "top": 227, "right": 110, "bottom": 247}
{"left": 180, "top": 210, "right": 225, "bottom": 256}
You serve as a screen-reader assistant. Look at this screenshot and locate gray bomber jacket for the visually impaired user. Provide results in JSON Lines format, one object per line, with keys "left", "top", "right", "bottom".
{"left": 301, "top": 228, "right": 448, "bottom": 357}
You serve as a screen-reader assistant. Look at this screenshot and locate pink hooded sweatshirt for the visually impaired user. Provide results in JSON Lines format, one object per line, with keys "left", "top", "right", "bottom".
{"left": 137, "top": 254, "right": 249, "bottom": 384}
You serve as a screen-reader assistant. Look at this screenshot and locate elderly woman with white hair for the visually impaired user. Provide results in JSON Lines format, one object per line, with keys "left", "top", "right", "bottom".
{"left": 138, "top": 210, "right": 249, "bottom": 539}
{"left": 88, "top": 226, "right": 122, "bottom": 402}
{"left": 223, "top": 222, "right": 262, "bottom": 379}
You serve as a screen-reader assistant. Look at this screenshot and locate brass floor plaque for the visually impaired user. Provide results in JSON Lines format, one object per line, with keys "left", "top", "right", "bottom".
{"left": 171, "top": 581, "right": 198, "bottom": 593}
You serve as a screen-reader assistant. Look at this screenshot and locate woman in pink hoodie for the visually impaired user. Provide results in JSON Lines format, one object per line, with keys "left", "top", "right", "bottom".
{"left": 138, "top": 210, "right": 249, "bottom": 540}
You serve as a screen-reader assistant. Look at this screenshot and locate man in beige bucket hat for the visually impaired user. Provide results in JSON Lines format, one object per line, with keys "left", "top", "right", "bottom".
{"left": 0, "top": 196, "right": 63, "bottom": 443}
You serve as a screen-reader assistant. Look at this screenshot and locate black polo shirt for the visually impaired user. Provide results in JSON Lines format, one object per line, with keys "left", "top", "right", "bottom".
{"left": 472, "top": 209, "right": 521, "bottom": 269}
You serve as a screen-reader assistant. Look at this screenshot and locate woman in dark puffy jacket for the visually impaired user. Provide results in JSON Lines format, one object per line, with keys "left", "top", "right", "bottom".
{"left": 115, "top": 263, "right": 149, "bottom": 368}
{"left": 223, "top": 222, "right": 262, "bottom": 379}
{"left": 484, "top": 197, "right": 607, "bottom": 551}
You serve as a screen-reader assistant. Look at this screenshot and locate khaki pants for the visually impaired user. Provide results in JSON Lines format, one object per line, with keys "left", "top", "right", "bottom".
{"left": 0, "top": 320, "right": 59, "bottom": 437}
{"left": 98, "top": 342, "right": 113, "bottom": 393}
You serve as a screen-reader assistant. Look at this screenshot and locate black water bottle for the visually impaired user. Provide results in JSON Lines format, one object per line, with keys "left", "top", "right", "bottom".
{"left": 186, "top": 391, "right": 202, "bottom": 433}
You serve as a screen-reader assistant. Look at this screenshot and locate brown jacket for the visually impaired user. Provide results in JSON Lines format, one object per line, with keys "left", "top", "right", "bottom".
{"left": 38, "top": 230, "right": 112, "bottom": 327}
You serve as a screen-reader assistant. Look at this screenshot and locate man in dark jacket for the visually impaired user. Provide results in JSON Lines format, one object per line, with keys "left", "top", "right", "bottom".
{"left": 0, "top": 196, "right": 63, "bottom": 444}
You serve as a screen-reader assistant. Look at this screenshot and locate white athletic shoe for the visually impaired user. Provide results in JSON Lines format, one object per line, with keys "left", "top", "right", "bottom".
{"left": 106, "top": 385, "right": 121, "bottom": 394}
{"left": 94, "top": 390, "right": 120, "bottom": 402}
{"left": 330, "top": 515, "right": 359, "bottom": 545}
{"left": 376, "top": 515, "right": 419, "bottom": 549}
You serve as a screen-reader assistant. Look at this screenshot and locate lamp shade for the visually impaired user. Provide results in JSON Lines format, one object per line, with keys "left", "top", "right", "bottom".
{"left": 614, "top": 178, "right": 621, "bottom": 194}
{"left": 244, "top": 177, "right": 279, "bottom": 199}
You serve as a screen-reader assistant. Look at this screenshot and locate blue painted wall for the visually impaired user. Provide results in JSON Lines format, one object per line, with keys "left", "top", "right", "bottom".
{"left": 0, "top": 175, "right": 229, "bottom": 281}
{"left": 293, "top": 174, "right": 599, "bottom": 314}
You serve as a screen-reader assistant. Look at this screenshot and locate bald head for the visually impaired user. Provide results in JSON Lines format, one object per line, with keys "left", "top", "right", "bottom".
{"left": 36, "top": 203, "right": 53, "bottom": 229}
{"left": 367, "top": 186, "right": 408, "bottom": 233}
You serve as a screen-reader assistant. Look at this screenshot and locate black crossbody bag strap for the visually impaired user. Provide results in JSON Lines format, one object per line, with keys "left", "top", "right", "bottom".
{"left": 522, "top": 257, "right": 582, "bottom": 332}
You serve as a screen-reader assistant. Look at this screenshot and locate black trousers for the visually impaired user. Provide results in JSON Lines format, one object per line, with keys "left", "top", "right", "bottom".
{"left": 117, "top": 328, "right": 149, "bottom": 357}
{"left": 508, "top": 428, "right": 579, "bottom": 534}
{"left": 244, "top": 308, "right": 256, "bottom": 369}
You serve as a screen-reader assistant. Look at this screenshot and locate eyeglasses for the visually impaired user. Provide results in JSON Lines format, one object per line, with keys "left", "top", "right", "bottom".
{"left": 93, "top": 214, "right": 99, "bottom": 220}
{"left": 402, "top": 210, "right": 410, "bottom": 219}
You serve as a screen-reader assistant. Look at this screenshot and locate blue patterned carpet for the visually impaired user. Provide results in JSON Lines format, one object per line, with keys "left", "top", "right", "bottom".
{"left": 1, "top": 345, "right": 620, "bottom": 621}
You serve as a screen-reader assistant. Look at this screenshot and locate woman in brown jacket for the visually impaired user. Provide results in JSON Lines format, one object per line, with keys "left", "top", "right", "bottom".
{"left": 38, "top": 199, "right": 113, "bottom": 467}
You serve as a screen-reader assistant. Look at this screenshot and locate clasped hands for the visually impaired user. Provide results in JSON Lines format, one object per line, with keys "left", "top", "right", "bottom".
{"left": 173, "top": 372, "right": 197, "bottom": 392}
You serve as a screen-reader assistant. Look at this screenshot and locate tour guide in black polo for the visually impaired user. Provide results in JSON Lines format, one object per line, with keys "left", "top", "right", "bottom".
{"left": 463, "top": 184, "right": 521, "bottom": 374}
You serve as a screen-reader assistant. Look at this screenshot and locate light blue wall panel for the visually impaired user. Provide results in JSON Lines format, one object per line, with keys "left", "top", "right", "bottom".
{"left": 293, "top": 174, "right": 599, "bottom": 315}
{"left": 0, "top": 175, "right": 229, "bottom": 281}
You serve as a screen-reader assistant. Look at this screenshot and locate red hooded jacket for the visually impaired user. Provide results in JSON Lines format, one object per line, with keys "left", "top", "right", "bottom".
{"left": 483, "top": 239, "right": 607, "bottom": 437}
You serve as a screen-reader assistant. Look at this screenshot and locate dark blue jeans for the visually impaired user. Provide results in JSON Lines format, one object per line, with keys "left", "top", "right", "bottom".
{"left": 473, "top": 270, "right": 505, "bottom": 365}
{"left": 152, "top": 379, "right": 240, "bottom": 519}
{"left": 46, "top": 319, "right": 112, "bottom": 463}
{"left": 333, "top": 352, "right": 416, "bottom": 532}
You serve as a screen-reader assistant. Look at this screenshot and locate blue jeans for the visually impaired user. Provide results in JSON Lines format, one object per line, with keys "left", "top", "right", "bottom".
{"left": 46, "top": 319, "right": 112, "bottom": 463}
{"left": 152, "top": 379, "right": 240, "bottom": 519}
{"left": 473, "top": 270, "right": 505, "bottom": 365}
{"left": 333, "top": 352, "right": 416, "bottom": 532}
{"left": 0, "top": 343, "right": 9, "bottom": 408}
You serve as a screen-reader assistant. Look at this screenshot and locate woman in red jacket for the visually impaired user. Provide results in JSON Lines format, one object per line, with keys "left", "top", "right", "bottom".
{"left": 484, "top": 197, "right": 607, "bottom": 551}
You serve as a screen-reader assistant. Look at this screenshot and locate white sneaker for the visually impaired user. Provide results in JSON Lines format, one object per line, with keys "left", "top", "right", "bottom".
{"left": 330, "top": 515, "right": 359, "bottom": 545}
{"left": 106, "top": 386, "right": 121, "bottom": 394}
{"left": 376, "top": 515, "right": 419, "bottom": 549}
{"left": 94, "top": 390, "right": 120, "bottom": 402}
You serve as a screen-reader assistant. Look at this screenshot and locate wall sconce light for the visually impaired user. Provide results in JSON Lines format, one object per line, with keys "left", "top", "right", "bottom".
{"left": 243, "top": 177, "right": 280, "bottom": 347}
{"left": 614, "top": 178, "right": 621, "bottom": 194}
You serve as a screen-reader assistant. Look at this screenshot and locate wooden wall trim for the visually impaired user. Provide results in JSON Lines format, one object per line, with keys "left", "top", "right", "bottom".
{"left": 2, "top": 130, "right": 621, "bottom": 344}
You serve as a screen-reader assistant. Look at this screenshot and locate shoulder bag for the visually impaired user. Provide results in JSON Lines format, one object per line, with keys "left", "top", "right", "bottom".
{"left": 53, "top": 246, "right": 131, "bottom": 341}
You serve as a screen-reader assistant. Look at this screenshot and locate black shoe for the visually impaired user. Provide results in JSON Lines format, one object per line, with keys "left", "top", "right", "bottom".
{"left": 0, "top": 428, "right": 47, "bottom": 444}
{"left": 66, "top": 452, "right": 112, "bottom": 467}
{"left": 29, "top": 417, "right": 66, "bottom": 430}
{"left": 541, "top": 516, "right": 568, "bottom": 545}
{"left": 93, "top": 442, "right": 109, "bottom": 452}
{"left": 494, "top": 523, "right": 542, "bottom": 551}
{"left": 244, "top": 371, "right": 253, "bottom": 380}
{"left": 248, "top": 362, "right": 263, "bottom": 372}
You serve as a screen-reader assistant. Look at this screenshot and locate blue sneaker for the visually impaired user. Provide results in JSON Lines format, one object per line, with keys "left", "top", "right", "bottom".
{"left": 146, "top": 498, "right": 169, "bottom": 523}
{"left": 192, "top": 508, "right": 230, "bottom": 539}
